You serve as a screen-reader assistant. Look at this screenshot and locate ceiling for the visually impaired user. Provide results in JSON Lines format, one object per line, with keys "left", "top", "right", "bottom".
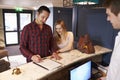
{"left": 0, "top": 0, "right": 66, "bottom": 10}
{"left": 0, "top": 0, "right": 101, "bottom": 10}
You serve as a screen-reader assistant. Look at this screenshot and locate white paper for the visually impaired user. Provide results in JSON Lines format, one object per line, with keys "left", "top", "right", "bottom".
{"left": 36, "top": 59, "right": 62, "bottom": 71}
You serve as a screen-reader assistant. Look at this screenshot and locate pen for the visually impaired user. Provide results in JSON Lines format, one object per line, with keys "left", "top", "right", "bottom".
{"left": 33, "top": 62, "right": 49, "bottom": 71}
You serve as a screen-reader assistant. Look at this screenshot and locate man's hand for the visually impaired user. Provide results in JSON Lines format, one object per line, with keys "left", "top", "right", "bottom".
{"left": 51, "top": 52, "right": 62, "bottom": 60}
{"left": 31, "top": 55, "right": 42, "bottom": 63}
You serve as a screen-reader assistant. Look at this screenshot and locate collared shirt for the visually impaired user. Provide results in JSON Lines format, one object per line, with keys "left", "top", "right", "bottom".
{"left": 106, "top": 31, "right": 120, "bottom": 80}
{"left": 20, "top": 21, "right": 55, "bottom": 62}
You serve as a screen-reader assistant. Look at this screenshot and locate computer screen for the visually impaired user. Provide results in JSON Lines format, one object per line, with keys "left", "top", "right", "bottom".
{"left": 70, "top": 61, "right": 91, "bottom": 80}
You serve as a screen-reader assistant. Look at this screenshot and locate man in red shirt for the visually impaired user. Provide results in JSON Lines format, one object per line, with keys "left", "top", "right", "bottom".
{"left": 20, "top": 6, "right": 60, "bottom": 62}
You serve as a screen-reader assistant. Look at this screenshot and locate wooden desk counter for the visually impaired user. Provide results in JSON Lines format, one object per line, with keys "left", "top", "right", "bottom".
{"left": 0, "top": 45, "right": 112, "bottom": 80}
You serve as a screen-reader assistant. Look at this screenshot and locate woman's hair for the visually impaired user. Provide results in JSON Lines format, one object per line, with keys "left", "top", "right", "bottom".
{"left": 103, "top": 0, "right": 120, "bottom": 16}
{"left": 53, "top": 20, "right": 67, "bottom": 44}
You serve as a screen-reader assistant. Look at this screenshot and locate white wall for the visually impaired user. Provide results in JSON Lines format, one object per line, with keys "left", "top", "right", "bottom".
{"left": 46, "top": 7, "right": 53, "bottom": 31}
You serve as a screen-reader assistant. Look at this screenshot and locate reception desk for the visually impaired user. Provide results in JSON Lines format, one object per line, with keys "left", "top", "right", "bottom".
{"left": 0, "top": 45, "right": 112, "bottom": 80}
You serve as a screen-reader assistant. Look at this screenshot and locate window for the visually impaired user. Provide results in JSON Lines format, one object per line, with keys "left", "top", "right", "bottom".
{"left": 3, "top": 9, "right": 33, "bottom": 46}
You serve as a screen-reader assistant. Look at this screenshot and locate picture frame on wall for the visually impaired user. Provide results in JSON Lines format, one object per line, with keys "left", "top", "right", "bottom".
{"left": 63, "top": 0, "right": 73, "bottom": 7}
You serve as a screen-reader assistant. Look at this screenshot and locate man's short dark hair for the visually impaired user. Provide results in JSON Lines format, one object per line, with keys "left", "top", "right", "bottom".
{"left": 103, "top": 0, "right": 120, "bottom": 16}
{"left": 37, "top": 6, "right": 50, "bottom": 13}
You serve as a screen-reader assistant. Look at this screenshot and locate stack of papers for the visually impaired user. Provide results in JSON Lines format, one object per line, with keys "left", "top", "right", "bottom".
{"left": 33, "top": 59, "right": 62, "bottom": 71}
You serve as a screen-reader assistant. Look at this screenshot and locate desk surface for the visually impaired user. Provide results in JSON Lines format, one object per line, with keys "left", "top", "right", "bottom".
{"left": 0, "top": 45, "right": 112, "bottom": 80}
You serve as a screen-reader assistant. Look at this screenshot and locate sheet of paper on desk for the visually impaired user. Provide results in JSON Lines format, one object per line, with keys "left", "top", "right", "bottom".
{"left": 35, "top": 59, "right": 62, "bottom": 71}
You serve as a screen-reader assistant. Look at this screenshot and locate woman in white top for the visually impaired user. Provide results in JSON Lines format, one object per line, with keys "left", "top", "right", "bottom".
{"left": 53, "top": 20, "right": 74, "bottom": 53}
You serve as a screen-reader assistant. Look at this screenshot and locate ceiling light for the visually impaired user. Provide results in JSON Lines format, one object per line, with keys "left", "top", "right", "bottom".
{"left": 73, "top": 0, "right": 99, "bottom": 5}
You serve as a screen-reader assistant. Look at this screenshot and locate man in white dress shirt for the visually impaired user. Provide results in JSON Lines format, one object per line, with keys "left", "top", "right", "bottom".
{"left": 103, "top": 0, "right": 120, "bottom": 80}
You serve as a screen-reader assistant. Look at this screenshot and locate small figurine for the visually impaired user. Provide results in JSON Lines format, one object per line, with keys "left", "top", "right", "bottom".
{"left": 12, "top": 68, "right": 21, "bottom": 75}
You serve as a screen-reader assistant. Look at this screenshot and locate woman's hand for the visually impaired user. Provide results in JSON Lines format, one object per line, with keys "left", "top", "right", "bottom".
{"left": 51, "top": 52, "right": 62, "bottom": 60}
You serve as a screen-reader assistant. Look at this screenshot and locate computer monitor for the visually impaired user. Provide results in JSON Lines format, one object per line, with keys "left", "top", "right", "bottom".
{"left": 69, "top": 61, "right": 91, "bottom": 80}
